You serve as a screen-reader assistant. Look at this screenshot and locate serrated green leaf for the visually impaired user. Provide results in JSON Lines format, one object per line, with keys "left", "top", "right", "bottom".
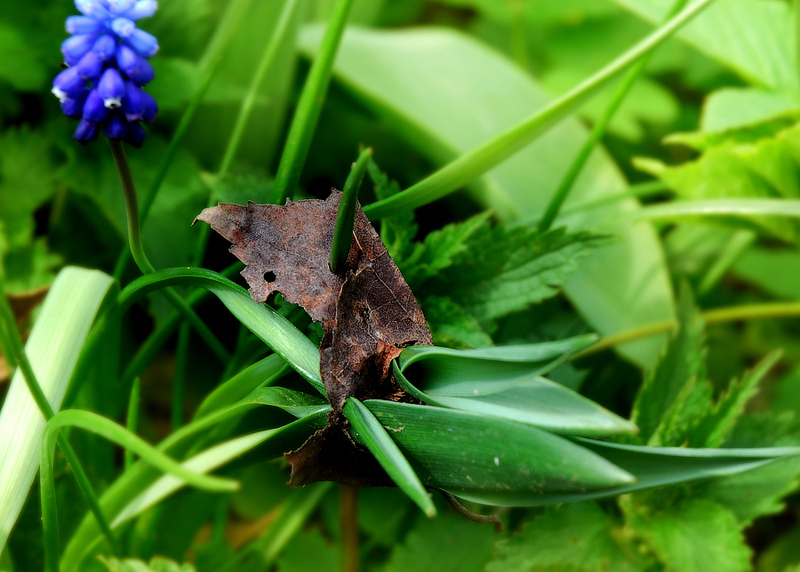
{"left": 421, "top": 295, "right": 494, "bottom": 349}
{"left": 489, "top": 502, "right": 649, "bottom": 572}
{"left": 429, "top": 225, "right": 607, "bottom": 323}
{"left": 359, "top": 400, "right": 636, "bottom": 506}
{"left": 369, "top": 158, "right": 418, "bottom": 262}
{"left": 688, "top": 350, "right": 781, "bottom": 448}
{"left": 622, "top": 498, "right": 751, "bottom": 572}
{"left": 384, "top": 512, "right": 497, "bottom": 572}
{"left": 632, "top": 285, "right": 706, "bottom": 444}
{"left": 634, "top": 122, "right": 800, "bottom": 241}
{"left": 399, "top": 212, "right": 492, "bottom": 289}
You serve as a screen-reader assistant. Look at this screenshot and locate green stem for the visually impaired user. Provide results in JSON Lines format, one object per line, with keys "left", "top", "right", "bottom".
{"left": 576, "top": 301, "right": 800, "bottom": 358}
{"left": 108, "top": 140, "right": 231, "bottom": 363}
{"left": 269, "top": 0, "right": 356, "bottom": 204}
{"left": 0, "top": 280, "right": 119, "bottom": 558}
{"left": 217, "top": 0, "right": 301, "bottom": 179}
{"left": 109, "top": 139, "right": 154, "bottom": 275}
{"left": 330, "top": 147, "right": 372, "bottom": 274}
{"left": 124, "top": 378, "right": 141, "bottom": 470}
{"left": 537, "top": 0, "right": 688, "bottom": 232}
{"left": 362, "top": 0, "right": 717, "bottom": 220}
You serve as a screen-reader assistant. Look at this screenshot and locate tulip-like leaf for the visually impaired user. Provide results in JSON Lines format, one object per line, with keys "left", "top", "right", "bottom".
{"left": 395, "top": 336, "right": 637, "bottom": 436}
{"left": 359, "top": 400, "right": 636, "bottom": 504}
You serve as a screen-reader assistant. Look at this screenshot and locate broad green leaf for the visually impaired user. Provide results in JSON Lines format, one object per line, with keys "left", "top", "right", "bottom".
{"left": 393, "top": 359, "right": 636, "bottom": 437}
{"left": 612, "top": 0, "right": 796, "bottom": 92}
{"left": 343, "top": 398, "right": 435, "bottom": 516}
{"left": 247, "top": 387, "right": 329, "bottom": 419}
{"left": 300, "top": 25, "right": 675, "bottom": 368}
{"left": 384, "top": 512, "right": 497, "bottom": 572}
{"left": 359, "top": 401, "right": 636, "bottom": 505}
{"left": 0, "top": 23, "right": 48, "bottom": 91}
{"left": 699, "top": 88, "right": 798, "bottom": 134}
{"left": 425, "top": 225, "right": 608, "bottom": 323}
{"left": 488, "top": 502, "right": 650, "bottom": 572}
{"left": 622, "top": 498, "right": 751, "bottom": 572}
{"left": 733, "top": 246, "right": 800, "bottom": 300}
{"left": 631, "top": 286, "right": 706, "bottom": 443}
{"left": 0, "top": 267, "right": 114, "bottom": 555}
{"left": 398, "top": 333, "right": 598, "bottom": 395}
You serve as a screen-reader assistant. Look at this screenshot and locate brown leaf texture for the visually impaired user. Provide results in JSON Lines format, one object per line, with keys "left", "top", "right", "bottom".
{"left": 196, "top": 191, "right": 432, "bottom": 486}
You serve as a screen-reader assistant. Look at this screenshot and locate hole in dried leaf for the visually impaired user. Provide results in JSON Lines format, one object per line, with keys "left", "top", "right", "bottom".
{"left": 263, "top": 271, "right": 276, "bottom": 283}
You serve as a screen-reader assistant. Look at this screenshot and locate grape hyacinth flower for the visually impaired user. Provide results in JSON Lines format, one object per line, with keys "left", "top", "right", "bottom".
{"left": 52, "top": 0, "right": 159, "bottom": 147}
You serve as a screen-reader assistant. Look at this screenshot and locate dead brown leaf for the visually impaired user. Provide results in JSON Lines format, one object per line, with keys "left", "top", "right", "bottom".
{"left": 196, "top": 191, "right": 432, "bottom": 486}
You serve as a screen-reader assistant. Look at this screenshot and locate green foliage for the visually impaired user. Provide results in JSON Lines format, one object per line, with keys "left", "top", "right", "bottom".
{"left": 97, "top": 556, "right": 197, "bottom": 572}
{"left": 5, "top": 0, "right": 800, "bottom": 570}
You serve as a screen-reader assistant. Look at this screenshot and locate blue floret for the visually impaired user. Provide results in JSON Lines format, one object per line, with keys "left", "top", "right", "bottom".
{"left": 52, "top": 0, "right": 159, "bottom": 147}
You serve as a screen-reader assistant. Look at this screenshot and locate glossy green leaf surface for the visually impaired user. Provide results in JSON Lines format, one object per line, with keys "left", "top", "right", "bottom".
{"left": 344, "top": 398, "right": 435, "bottom": 516}
{"left": 453, "top": 438, "right": 800, "bottom": 507}
{"left": 118, "top": 267, "right": 323, "bottom": 394}
{"left": 300, "top": 26, "right": 675, "bottom": 368}
{"left": 359, "top": 400, "right": 636, "bottom": 505}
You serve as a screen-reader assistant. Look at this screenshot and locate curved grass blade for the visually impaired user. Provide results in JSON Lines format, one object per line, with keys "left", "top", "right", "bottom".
{"left": 194, "top": 354, "right": 288, "bottom": 419}
{"left": 41, "top": 410, "right": 239, "bottom": 572}
{"left": 60, "top": 411, "right": 326, "bottom": 572}
{"left": 112, "top": 429, "right": 280, "bottom": 527}
{"left": 455, "top": 438, "right": 800, "bottom": 507}
{"left": 393, "top": 362, "right": 636, "bottom": 437}
{"left": 118, "top": 267, "right": 323, "bottom": 395}
{"left": 359, "top": 401, "right": 635, "bottom": 505}
{"left": 344, "top": 398, "right": 435, "bottom": 517}
{"left": 624, "top": 198, "right": 800, "bottom": 224}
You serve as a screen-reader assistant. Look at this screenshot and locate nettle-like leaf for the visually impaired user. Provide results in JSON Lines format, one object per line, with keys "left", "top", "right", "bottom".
{"left": 620, "top": 497, "right": 751, "bottom": 572}
{"left": 488, "top": 501, "right": 651, "bottom": 572}
{"left": 384, "top": 512, "right": 497, "bottom": 572}
{"left": 426, "top": 224, "right": 608, "bottom": 324}
{"left": 635, "top": 121, "right": 800, "bottom": 241}
{"left": 631, "top": 285, "right": 707, "bottom": 444}
{"left": 420, "top": 295, "right": 494, "bottom": 349}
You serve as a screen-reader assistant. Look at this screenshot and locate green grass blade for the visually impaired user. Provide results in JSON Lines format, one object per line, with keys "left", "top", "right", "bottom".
{"left": 362, "top": 0, "right": 718, "bottom": 220}
{"left": 270, "top": 0, "right": 356, "bottom": 204}
{"left": 0, "top": 267, "right": 113, "bottom": 555}
{"left": 624, "top": 198, "right": 800, "bottom": 223}
{"left": 118, "top": 267, "right": 323, "bottom": 394}
{"left": 344, "top": 398, "right": 435, "bottom": 517}
{"left": 330, "top": 147, "right": 372, "bottom": 274}
{"left": 41, "top": 410, "right": 239, "bottom": 572}
{"left": 60, "top": 412, "right": 326, "bottom": 572}
{"left": 112, "top": 430, "right": 280, "bottom": 528}
{"left": 194, "top": 354, "right": 288, "bottom": 418}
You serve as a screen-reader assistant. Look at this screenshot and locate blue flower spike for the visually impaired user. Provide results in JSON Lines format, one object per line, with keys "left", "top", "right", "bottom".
{"left": 52, "top": 0, "right": 159, "bottom": 147}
